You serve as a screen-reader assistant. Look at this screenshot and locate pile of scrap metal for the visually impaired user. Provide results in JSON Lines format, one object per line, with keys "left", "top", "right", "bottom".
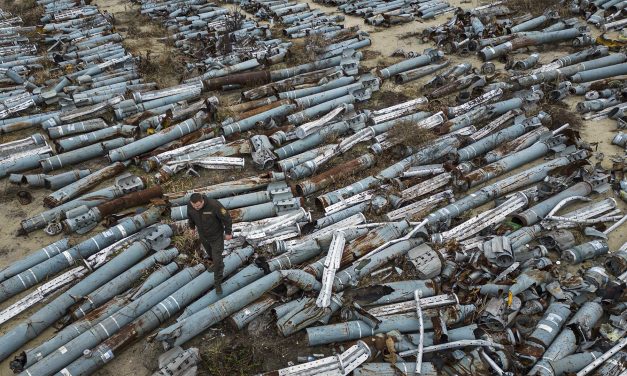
{"left": 240, "top": 0, "right": 352, "bottom": 39}
{"left": 578, "top": 0, "right": 627, "bottom": 29}
{"left": 314, "top": 0, "right": 455, "bottom": 25}
{"left": 419, "top": 5, "right": 598, "bottom": 57}
{"left": 423, "top": 0, "right": 626, "bottom": 57}
{"left": 136, "top": 0, "right": 294, "bottom": 80}
{"left": 1, "top": 0, "right": 627, "bottom": 375}
{"left": 242, "top": 0, "right": 374, "bottom": 60}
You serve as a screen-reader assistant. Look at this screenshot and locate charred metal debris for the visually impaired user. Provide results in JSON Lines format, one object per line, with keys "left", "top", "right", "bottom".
{"left": 0, "top": 0, "right": 626, "bottom": 375}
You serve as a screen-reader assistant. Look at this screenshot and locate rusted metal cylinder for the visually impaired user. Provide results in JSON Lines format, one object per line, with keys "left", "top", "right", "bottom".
{"left": 140, "top": 127, "right": 215, "bottom": 162}
{"left": 226, "top": 97, "right": 278, "bottom": 113}
{"left": 479, "top": 29, "right": 582, "bottom": 61}
{"left": 43, "top": 162, "right": 127, "bottom": 208}
{"left": 295, "top": 154, "right": 376, "bottom": 196}
{"left": 97, "top": 185, "right": 163, "bottom": 217}
{"left": 231, "top": 99, "right": 293, "bottom": 122}
{"left": 461, "top": 139, "right": 562, "bottom": 190}
{"left": 203, "top": 70, "right": 271, "bottom": 90}
{"left": 62, "top": 184, "right": 164, "bottom": 234}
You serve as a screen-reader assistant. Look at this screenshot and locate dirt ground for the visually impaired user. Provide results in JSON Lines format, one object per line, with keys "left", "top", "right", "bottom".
{"left": 0, "top": 0, "right": 625, "bottom": 375}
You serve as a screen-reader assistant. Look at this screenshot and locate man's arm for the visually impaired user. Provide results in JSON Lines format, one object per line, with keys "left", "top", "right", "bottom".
{"left": 186, "top": 204, "right": 196, "bottom": 230}
{"left": 214, "top": 200, "right": 232, "bottom": 236}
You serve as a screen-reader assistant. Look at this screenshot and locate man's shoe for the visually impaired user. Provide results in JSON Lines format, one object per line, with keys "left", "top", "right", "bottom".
{"left": 215, "top": 284, "right": 223, "bottom": 295}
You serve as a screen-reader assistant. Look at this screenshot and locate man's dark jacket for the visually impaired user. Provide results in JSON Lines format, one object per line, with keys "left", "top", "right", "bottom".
{"left": 187, "top": 196, "right": 232, "bottom": 240}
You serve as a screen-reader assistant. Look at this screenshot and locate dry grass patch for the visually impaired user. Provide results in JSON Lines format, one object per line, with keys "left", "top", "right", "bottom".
{"left": 544, "top": 104, "right": 583, "bottom": 130}
{"left": 0, "top": 0, "right": 42, "bottom": 25}
{"left": 199, "top": 337, "right": 263, "bottom": 376}
{"left": 369, "top": 90, "right": 411, "bottom": 110}
{"left": 162, "top": 175, "right": 197, "bottom": 193}
{"left": 506, "top": 0, "right": 571, "bottom": 17}
{"left": 134, "top": 50, "right": 183, "bottom": 88}
{"left": 388, "top": 120, "right": 437, "bottom": 149}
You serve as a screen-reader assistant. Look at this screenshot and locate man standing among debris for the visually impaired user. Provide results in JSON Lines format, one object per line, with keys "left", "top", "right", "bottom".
{"left": 187, "top": 193, "right": 232, "bottom": 294}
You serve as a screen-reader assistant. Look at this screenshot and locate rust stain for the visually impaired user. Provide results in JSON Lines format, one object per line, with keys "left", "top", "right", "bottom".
{"left": 227, "top": 97, "right": 276, "bottom": 113}
{"left": 2, "top": 121, "right": 33, "bottom": 133}
{"left": 432, "top": 315, "right": 443, "bottom": 344}
{"left": 205, "top": 70, "right": 271, "bottom": 90}
{"left": 237, "top": 99, "right": 292, "bottom": 120}
{"left": 511, "top": 37, "right": 537, "bottom": 49}
{"left": 296, "top": 155, "right": 374, "bottom": 196}
{"left": 97, "top": 185, "right": 163, "bottom": 217}
{"left": 517, "top": 343, "right": 544, "bottom": 358}
{"left": 229, "top": 207, "right": 246, "bottom": 222}
{"left": 164, "top": 173, "right": 274, "bottom": 198}
{"left": 464, "top": 163, "right": 504, "bottom": 186}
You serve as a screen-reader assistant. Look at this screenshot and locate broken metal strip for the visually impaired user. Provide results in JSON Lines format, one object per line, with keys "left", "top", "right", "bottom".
{"left": 233, "top": 212, "right": 302, "bottom": 234}
{"left": 552, "top": 214, "right": 625, "bottom": 226}
{"left": 0, "top": 144, "right": 52, "bottom": 164}
{"left": 372, "top": 107, "right": 422, "bottom": 124}
{"left": 324, "top": 189, "right": 378, "bottom": 215}
{"left": 372, "top": 97, "right": 428, "bottom": 116}
{"left": 459, "top": 236, "right": 486, "bottom": 252}
{"left": 385, "top": 190, "right": 453, "bottom": 221}
{"left": 307, "top": 144, "right": 342, "bottom": 171}
{"left": 152, "top": 136, "right": 226, "bottom": 164}
{"left": 371, "top": 103, "right": 428, "bottom": 124}
{"left": 187, "top": 162, "right": 245, "bottom": 171}
{"left": 546, "top": 196, "right": 591, "bottom": 218}
{"left": 337, "top": 128, "right": 375, "bottom": 154}
{"left": 479, "top": 349, "right": 506, "bottom": 376}
{"left": 469, "top": 109, "right": 520, "bottom": 141}
{"left": 400, "top": 173, "right": 452, "bottom": 201}
{"left": 605, "top": 214, "right": 627, "bottom": 235}
{"left": 270, "top": 340, "right": 370, "bottom": 376}
{"left": 60, "top": 95, "right": 124, "bottom": 123}
{"left": 0, "top": 93, "right": 35, "bottom": 119}
{"left": 300, "top": 213, "right": 367, "bottom": 242}
{"left": 545, "top": 197, "right": 621, "bottom": 226}
{"left": 134, "top": 83, "right": 203, "bottom": 103}
{"left": 437, "top": 191, "right": 529, "bottom": 243}
{"left": 367, "top": 294, "right": 458, "bottom": 317}
{"left": 279, "top": 144, "right": 337, "bottom": 172}
{"left": 399, "top": 340, "right": 505, "bottom": 357}
{"left": 316, "top": 231, "right": 346, "bottom": 308}
{"left": 415, "top": 111, "right": 446, "bottom": 129}
{"left": 250, "top": 226, "right": 301, "bottom": 247}
{"left": 0, "top": 266, "right": 86, "bottom": 325}
{"left": 494, "top": 262, "right": 520, "bottom": 282}
{"left": 0, "top": 135, "right": 41, "bottom": 154}
{"left": 414, "top": 289, "right": 424, "bottom": 375}
{"left": 85, "top": 229, "right": 152, "bottom": 270}
{"left": 168, "top": 157, "right": 245, "bottom": 168}
{"left": 374, "top": 131, "right": 390, "bottom": 143}
{"left": 401, "top": 164, "right": 445, "bottom": 178}
{"left": 296, "top": 105, "right": 345, "bottom": 139}
{"left": 448, "top": 88, "right": 503, "bottom": 118}
{"left": 576, "top": 337, "right": 627, "bottom": 376}
{"left": 559, "top": 199, "right": 618, "bottom": 220}
{"left": 241, "top": 208, "right": 309, "bottom": 239}
{"left": 529, "top": 60, "right": 562, "bottom": 75}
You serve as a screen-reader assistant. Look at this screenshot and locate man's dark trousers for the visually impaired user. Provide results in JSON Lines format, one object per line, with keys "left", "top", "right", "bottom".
{"left": 200, "top": 236, "right": 224, "bottom": 287}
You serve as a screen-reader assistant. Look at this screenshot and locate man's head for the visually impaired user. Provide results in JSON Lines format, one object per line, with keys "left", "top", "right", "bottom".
{"left": 190, "top": 193, "right": 205, "bottom": 210}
